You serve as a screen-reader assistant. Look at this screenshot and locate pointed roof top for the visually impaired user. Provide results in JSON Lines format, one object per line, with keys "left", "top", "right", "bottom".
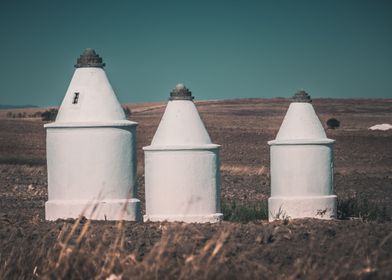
{"left": 292, "top": 90, "right": 312, "bottom": 103}
{"left": 269, "top": 89, "right": 334, "bottom": 144}
{"left": 75, "top": 48, "right": 106, "bottom": 68}
{"left": 169, "top": 83, "right": 194, "bottom": 101}
{"left": 144, "top": 84, "right": 219, "bottom": 149}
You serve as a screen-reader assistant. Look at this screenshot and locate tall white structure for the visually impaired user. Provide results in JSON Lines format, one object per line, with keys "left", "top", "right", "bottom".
{"left": 268, "top": 90, "right": 337, "bottom": 221}
{"left": 143, "top": 84, "right": 223, "bottom": 223}
{"left": 45, "top": 48, "right": 140, "bottom": 221}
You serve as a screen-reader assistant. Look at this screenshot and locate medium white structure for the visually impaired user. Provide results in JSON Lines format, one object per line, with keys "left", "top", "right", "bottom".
{"left": 45, "top": 48, "right": 140, "bottom": 221}
{"left": 268, "top": 90, "right": 337, "bottom": 221}
{"left": 143, "top": 84, "right": 223, "bottom": 223}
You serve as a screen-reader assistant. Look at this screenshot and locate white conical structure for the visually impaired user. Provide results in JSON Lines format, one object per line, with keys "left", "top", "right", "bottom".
{"left": 143, "top": 84, "right": 223, "bottom": 223}
{"left": 268, "top": 90, "right": 337, "bottom": 221}
{"left": 45, "top": 49, "right": 140, "bottom": 221}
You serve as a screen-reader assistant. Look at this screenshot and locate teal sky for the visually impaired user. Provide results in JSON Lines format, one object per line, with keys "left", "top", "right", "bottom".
{"left": 0, "top": 0, "right": 391, "bottom": 106}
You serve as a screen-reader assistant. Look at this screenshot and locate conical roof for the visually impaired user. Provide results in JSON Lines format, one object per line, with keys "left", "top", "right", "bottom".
{"left": 46, "top": 49, "right": 133, "bottom": 126}
{"left": 146, "top": 84, "right": 218, "bottom": 149}
{"left": 270, "top": 90, "right": 333, "bottom": 144}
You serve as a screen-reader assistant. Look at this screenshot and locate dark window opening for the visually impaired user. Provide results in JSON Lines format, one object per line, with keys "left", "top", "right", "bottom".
{"left": 72, "top": 92, "right": 80, "bottom": 104}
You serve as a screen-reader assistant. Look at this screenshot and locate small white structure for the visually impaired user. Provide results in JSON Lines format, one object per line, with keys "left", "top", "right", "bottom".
{"left": 268, "top": 90, "right": 337, "bottom": 221}
{"left": 45, "top": 48, "right": 140, "bottom": 221}
{"left": 369, "top": 124, "right": 392, "bottom": 131}
{"left": 143, "top": 84, "right": 223, "bottom": 223}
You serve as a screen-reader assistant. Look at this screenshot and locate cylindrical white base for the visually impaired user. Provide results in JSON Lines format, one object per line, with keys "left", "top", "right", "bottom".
{"left": 143, "top": 146, "right": 222, "bottom": 223}
{"left": 144, "top": 213, "right": 223, "bottom": 223}
{"left": 45, "top": 198, "right": 141, "bottom": 221}
{"left": 268, "top": 141, "right": 336, "bottom": 221}
{"left": 269, "top": 143, "right": 334, "bottom": 197}
{"left": 45, "top": 122, "right": 140, "bottom": 221}
{"left": 268, "top": 195, "right": 337, "bottom": 221}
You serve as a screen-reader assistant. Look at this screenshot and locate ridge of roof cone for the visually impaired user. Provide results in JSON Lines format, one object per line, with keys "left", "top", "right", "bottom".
{"left": 55, "top": 67, "right": 126, "bottom": 123}
{"left": 275, "top": 102, "right": 327, "bottom": 140}
{"left": 150, "top": 100, "right": 212, "bottom": 146}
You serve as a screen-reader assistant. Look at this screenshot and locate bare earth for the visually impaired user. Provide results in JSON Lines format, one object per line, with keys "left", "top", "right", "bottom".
{"left": 0, "top": 98, "right": 392, "bottom": 279}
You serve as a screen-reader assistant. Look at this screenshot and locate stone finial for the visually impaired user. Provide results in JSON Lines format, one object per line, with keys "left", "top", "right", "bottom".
{"left": 292, "top": 90, "right": 312, "bottom": 103}
{"left": 169, "top": 84, "right": 194, "bottom": 101}
{"left": 75, "top": 48, "right": 105, "bottom": 68}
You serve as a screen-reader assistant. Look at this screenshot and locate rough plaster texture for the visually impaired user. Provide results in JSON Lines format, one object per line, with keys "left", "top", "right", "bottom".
{"left": 150, "top": 100, "right": 212, "bottom": 147}
{"left": 45, "top": 67, "right": 140, "bottom": 221}
{"left": 268, "top": 102, "right": 337, "bottom": 221}
{"left": 56, "top": 68, "right": 125, "bottom": 123}
{"left": 144, "top": 99, "right": 222, "bottom": 223}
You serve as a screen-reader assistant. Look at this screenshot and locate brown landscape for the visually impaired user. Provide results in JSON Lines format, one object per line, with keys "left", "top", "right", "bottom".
{"left": 1, "top": 98, "right": 392, "bottom": 279}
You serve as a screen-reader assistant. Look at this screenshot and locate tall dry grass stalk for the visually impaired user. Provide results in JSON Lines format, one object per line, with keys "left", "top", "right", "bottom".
{"left": 221, "top": 164, "right": 267, "bottom": 176}
{"left": 1, "top": 196, "right": 391, "bottom": 279}
{"left": 1, "top": 217, "right": 392, "bottom": 279}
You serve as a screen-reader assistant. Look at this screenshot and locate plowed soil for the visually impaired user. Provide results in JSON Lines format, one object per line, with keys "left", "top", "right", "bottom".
{"left": 1, "top": 98, "right": 392, "bottom": 279}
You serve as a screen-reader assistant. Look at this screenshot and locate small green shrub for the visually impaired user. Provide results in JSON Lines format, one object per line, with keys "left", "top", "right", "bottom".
{"left": 222, "top": 200, "right": 268, "bottom": 223}
{"left": 337, "top": 195, "right": 390, "bottom": 222}
{"left": 222, "top": 195, "right": 390, "bottom": 223}
{"left": 41, "top": 108, "right": 58, "bottom": 121}
{"left": 326, "top": 118, "right": 340, "bottom": 129}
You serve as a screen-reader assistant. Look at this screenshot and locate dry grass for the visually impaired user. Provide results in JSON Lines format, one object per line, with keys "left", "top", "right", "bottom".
{"left": 1, "top": 98, "right": 392, "bottom": 279}
{"left": 2, "top": 217, "right": 392, "bottom": 279}
{"left": 221, "top": 164, "right": 267, "bottom": 176}
{"left": 1, "top": 194, "right": 391, "bottom": 279}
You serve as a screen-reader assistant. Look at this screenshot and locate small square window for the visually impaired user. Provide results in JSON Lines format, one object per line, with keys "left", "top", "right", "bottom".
{"left": 72, "top": 92, "right": 80, "bottom": 104}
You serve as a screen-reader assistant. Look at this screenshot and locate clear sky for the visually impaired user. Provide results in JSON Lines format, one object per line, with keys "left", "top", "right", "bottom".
{"left": 0, "top": 0, "right": 391, "bottom": 106}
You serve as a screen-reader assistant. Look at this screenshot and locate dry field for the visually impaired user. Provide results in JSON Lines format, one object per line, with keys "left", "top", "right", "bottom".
{"left": 1, "top": 98, "right": 392, "bottom": 279}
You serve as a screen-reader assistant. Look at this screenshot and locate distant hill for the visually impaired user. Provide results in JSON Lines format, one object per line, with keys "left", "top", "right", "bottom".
{"left": 0, "top": 104, "right": 38, "bottom": 109}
